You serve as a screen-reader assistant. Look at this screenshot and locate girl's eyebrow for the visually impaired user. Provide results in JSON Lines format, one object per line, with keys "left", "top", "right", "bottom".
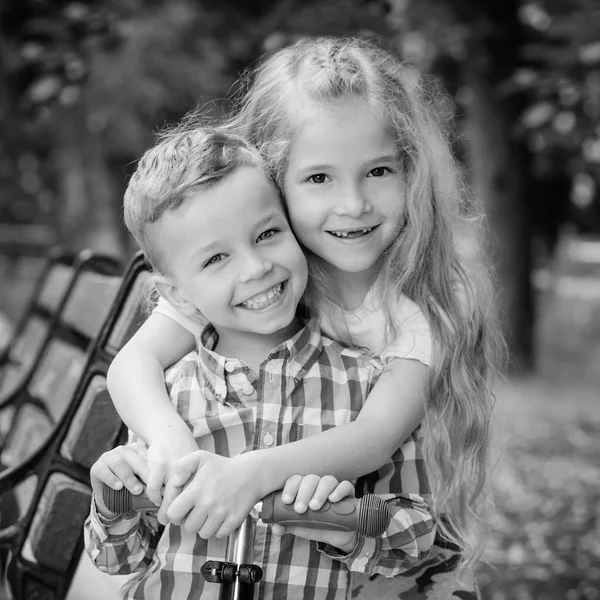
{"left": 294, "top": 163, "right": 332, "bottom": 175}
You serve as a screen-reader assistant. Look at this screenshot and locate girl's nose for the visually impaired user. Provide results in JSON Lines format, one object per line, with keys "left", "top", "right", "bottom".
{"left": 239, "top": 251, "right": 273, "bottom": 283}
{"left": 334, "top": 184, "right": 372, "bottom": 217}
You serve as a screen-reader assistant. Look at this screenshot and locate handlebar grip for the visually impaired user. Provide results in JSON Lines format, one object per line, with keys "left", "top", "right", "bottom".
{"left": 102, "top": 486, "right": 157, "bottom": 514}
{"left": 260, "top": 492, "right": 391, "bottom": 538}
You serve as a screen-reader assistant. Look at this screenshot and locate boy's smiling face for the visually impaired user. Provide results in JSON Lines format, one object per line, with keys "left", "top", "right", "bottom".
{"left": 152, "top": 165, "right": 308, "bottom": 345}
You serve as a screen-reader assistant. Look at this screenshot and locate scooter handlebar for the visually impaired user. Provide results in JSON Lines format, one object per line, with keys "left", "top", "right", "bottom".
{"left": 101, "top": 485, "right": 391, "bottom": 538}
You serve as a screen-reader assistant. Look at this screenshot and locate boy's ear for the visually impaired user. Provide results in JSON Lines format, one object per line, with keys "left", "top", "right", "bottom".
{"left": 153, "top": 274, "right": 197, "bottom": 317}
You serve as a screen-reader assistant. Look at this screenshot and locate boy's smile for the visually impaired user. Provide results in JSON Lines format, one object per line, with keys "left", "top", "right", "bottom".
{"left": 152, "top": 165, "right": 308, "bottom": 351}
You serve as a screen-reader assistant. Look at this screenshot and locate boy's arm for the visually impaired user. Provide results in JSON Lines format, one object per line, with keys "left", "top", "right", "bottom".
{"left": 106, "top": 312, "right": 198, "bottom": 504}
{"left": 317, "top": 437, "right": 436, "bottom": 576}
{"left": 84, "top": 500, "right": 162, "bottom": 576}
{"left": 85, "top": 443, "right": 163, "bottom": 576}
{"left": 165, "top": 359, "right": 427, "bottom": 538}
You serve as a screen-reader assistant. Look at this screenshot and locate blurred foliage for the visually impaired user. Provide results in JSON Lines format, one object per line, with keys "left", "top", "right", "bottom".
{"left": 1, "top": 0, "right": 599, "bottom": 236}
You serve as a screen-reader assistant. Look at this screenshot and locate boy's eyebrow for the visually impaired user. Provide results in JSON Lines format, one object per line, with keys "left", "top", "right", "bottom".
{"left": 253, "top": 210, "right": 284, "bottom": 230}
{"left": 188, "top": 210, "right": 283, "bottom": 264}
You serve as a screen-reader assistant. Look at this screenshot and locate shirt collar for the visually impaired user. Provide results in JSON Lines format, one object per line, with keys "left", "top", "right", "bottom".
{"left": 196, "top": 318, "right": 323, "bottom": 404}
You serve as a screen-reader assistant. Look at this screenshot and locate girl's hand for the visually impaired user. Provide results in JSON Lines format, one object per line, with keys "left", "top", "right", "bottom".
{"left": 165, "top": 451, "right": 267, "bottom": 538}
{"left": 271, "top": 475, "right": 357, "bottom": 553}
{"left": 145, "top": 427, "right": 199, "bottom": 509}
{"left": 90, "top": 443, "right": 148, "bottom": 518}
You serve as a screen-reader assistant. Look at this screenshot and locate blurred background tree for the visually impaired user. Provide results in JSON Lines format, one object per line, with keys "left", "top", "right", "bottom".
{"left": 1, "top": 0, "right": 599, "bottom": 368}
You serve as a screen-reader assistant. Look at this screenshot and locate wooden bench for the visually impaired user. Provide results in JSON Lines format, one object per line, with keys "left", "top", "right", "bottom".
{"left": 0, "top": 251, "right": 151, "bottom": 599}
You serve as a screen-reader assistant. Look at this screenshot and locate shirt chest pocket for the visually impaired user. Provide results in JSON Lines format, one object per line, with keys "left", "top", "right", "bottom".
{"left": 187, "top": 399, "right": 256, "bottom": 456}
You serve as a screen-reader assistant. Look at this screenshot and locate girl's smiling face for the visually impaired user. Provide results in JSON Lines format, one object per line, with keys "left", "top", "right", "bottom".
{"left": 283, "top": 98, "right": 406, "bottom": 293}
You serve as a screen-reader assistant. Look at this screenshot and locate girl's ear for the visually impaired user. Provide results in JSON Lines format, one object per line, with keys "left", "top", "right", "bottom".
{"left": 153, "top": 274, "right": 197, "bottom": 317}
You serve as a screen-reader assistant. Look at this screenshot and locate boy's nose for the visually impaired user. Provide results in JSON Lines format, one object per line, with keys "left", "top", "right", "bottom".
{"left": 239, "top": 252, "right": 273, "bottom": 282}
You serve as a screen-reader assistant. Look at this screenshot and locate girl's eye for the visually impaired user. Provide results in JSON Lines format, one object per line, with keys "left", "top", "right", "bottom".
{"left": 368, "top": 167, "right": 390, "bottom": 177}
{"left": 257, "top": 228, "right": 279, "bottom": 242}
{"left": 204, "top": 254, "right": 225, "bottom": 267}
{"left": 308, "top": 173, "right": 328, "bottom": 184}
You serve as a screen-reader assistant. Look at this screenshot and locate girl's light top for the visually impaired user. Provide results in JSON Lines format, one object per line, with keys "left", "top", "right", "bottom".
{"left": 154, "top": 292, "right": 432, "bottom": 366}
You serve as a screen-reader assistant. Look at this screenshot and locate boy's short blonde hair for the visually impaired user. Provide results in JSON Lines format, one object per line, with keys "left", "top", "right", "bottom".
{"left": 124, "top": 126, "right": 269, "bottom": 274}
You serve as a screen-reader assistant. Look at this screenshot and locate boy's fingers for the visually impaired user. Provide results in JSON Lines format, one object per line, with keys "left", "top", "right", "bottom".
{"left": 309, "top": 475, "right": 340, "bottom": 510}
{"left": 281, "top": 475, "right": 303, "bottom": 504}
{"left": 270, "top": 523, "right": 286, "bottom": 537}
{"left": 327, "top": 480, "right": 355, "bottom": 504}
{"left": 294, "top": 475, "right": 322, "bottom": 513}
{"left": 91, "top": 463, "right": 123, "bottom": 490}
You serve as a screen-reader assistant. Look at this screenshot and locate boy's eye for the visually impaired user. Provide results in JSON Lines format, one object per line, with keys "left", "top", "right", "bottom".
{"left": 257, "top": 228, "right": 279, "bottom": 242}
{"left": 204, "top": 254, "right": 225, "bottom": 267}
{"left": 308, "top": 173, "right": 328, "bottom": 184}
{"left": 368, "top": 167, "right": 390, "bottom": 177}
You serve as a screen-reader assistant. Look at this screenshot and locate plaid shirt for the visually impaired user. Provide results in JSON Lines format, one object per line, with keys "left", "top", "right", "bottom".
{"left": 84, "top": 319, "right": 435, "bottom": 600}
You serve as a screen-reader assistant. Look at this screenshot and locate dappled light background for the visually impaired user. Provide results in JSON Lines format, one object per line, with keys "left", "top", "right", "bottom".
{"left": 1, "top": 1, "right": 599, "bottom": 599}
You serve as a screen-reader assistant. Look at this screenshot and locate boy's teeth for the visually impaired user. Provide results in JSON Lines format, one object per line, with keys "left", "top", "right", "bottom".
{"left": 241, "top": 283, "right": 284, "bottom": 310}
{"left": 330, "top": 227, "right": 374, "bottom": 238}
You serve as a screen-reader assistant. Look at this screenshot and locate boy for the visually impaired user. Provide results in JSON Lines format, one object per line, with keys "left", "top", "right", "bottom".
{"left": 84, "top": 127, "right": 434, "bottom": 599}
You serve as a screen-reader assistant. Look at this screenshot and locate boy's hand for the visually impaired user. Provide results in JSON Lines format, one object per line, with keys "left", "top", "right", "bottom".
{"left": 165, "top": 451, "right": 266, "bottom": 539}
{"left": 90, "top": 443, "right": 148, "bottom": 518}
{"left": 271, "top": 475, "right": 357, "bottom": 553}
{"left": 145, "top": 428, "right": 199, "bottom": 510}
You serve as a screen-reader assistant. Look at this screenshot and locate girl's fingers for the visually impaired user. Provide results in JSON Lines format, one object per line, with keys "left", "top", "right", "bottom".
{"left": 308, "top": 475, "right": 341, "bottom": 510}
{"left": 327, "top": 480, "right": 355, "bottom": 504}
{"left": 281, "top": 475, "right": 303, "bottom": 505}
{"left": 171, "top": 451, "right": 204, "bottom": 487}
{"left": 145, "top": 461, "right": 167, "bottom": 505}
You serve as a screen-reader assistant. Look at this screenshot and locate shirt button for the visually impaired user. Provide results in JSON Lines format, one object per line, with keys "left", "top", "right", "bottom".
{"left": 263, "top": 433, "right": 274, "bottom": 447}
{"left": 224, "top": 361, "right": 235, "bottom": 373}
{"left": 242, "top": 384, "right": 254, "bottom": 395}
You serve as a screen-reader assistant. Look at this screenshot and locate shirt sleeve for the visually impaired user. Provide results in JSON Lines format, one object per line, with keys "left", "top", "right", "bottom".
{"left": 84, "top": 495, "right": 162, "bottom": 576}
{"left": 153, "top": 296, "right": 207, "bottom": 338}
{"left": 318, "top": 429, "right": 435, "bottom": 576}
{"left": 380, "top": 296, "right": 432, "bottom": 366}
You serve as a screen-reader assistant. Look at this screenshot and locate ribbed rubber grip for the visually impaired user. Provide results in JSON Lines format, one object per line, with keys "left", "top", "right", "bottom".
{"left": 102, "top": 486, "right": 157, "bottom": 514}
{"left": 260, "top": 492, "right": 390, "bottom": 538}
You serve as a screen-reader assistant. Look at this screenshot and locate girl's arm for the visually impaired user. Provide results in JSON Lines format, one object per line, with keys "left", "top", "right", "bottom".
{"left": 106, "top": 312, "right": 197, "bottom": 504}
{"left": 165, "top": 358, "right": 428, "bottom": 538}
{"left": 256, "top": 358, "right": 427, "bottom": 483}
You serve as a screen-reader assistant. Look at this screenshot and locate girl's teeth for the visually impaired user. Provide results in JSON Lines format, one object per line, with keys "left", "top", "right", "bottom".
{"left": 241, "top": 283, "right": 284, "bottom": 310}
{"left": 330, "top": 228, "right": 373, "bottom": 238}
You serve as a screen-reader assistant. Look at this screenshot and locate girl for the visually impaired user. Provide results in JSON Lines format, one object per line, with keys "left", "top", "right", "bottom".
{"left": 107, "top": 36, "right": 501, "bottom": 578}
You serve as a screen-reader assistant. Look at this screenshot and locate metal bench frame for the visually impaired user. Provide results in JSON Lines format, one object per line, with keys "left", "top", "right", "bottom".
{"left": 0, "top": 251, "right": 150, "bottom": 599}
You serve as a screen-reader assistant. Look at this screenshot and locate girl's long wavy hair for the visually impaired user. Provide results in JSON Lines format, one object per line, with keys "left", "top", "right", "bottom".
{"left": 218, "top": 36, "right": 504, "bottom": 569}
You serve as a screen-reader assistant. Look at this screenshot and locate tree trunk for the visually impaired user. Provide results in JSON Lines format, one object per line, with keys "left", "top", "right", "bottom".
{"left": 462, "top": 1, "right": 534, "bottom": 370}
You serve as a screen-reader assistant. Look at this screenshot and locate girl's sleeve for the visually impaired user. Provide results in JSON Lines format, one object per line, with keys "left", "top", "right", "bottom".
{"left": 84, "top": 498, "right": 162, "bottom": 576}
{"left": 153, "top": 296, "right": 207, "bottom": 337}
{"left": 380, "top": 296, "right": 432, "bottom": 366}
